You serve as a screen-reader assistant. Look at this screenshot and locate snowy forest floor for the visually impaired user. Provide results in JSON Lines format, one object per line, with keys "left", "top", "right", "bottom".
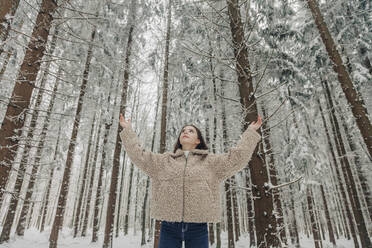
{"left": 0, "top": 227, "right": 354, "bottom": 248}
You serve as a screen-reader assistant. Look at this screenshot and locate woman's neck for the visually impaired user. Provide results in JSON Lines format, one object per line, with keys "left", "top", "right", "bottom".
{"left": 182, "top": 144, "right": 195, "bottom": 151}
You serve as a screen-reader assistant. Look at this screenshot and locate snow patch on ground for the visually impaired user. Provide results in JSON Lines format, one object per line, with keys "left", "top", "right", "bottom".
{"left": 0, "top": 227, "right": 356, "bottom": 248}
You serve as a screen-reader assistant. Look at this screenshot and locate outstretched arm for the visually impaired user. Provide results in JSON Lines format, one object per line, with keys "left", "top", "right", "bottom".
{"left": 119, "top": 113, "right": 166, "bottom": 178}
{"left": 209, "top": 116, "right": 262, "bottom": 182}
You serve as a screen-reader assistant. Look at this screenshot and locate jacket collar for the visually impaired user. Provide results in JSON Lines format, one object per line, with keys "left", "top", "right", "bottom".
{"left": 171, "top": 148, "right": 209, "bottom": 158}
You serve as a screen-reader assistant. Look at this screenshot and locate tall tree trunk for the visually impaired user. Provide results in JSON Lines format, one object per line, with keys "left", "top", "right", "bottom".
{"left": 307, "top": 186, "right": 321, "bottom": 248}
{"left": 122, "top": 84, "right": 138, "bottom": 235}
{"left": 115, "top": 150, "right": 126, "bottom": 238}
{"left": 322, "top": 79, "right": 371, "bottom": 247}
{"left": 81, "top": 115, "right": 102, "bottom": 237}
{"left": 334, "top": 98, "right": 372, "bottom": 221}
{"left": 91, "top": 66, "right": 117, "bottom": 242}
{"left": 206, "top": 34, "right": 217, "bottom": 248}
{"left": 306, "top": 0, "right": 372, "bottom": 159}
{"left": 320, "top": 184, "right": 336, "bottom": 246}
{"left": 0, "top": 0, "right": 57, "bottom": 202}
{"left": 123, "top": 162, "right": 134, "bottom": 235}
{"left": 140, "top": 88, "right": 160, "bottom": 246}
{"left": 261, "top": 105, "right": 286, "bottom": 244}
{"left": 232, "top": 178, "right": 240, "bottom": 242}
{"left": 92, "top": 121, "right": 110, "bottom": 242}
{"left": 287, "top": 89, "right": 300, "bottom": 247}
{"left": 317, "top": 96, "right": 360, "bottom": 247}
{"left": 0, "top": 28, "right": 59, "bottom": 239}
{"left": 154, "top": 0, "right": 171, "bottom": 247}
{"left": 289, "top": 185, "right": 300, "bottom": 248}
{"left": 220, "top": 80, "right": 235, "bottom": 248}
{"left": 39, "top": 67, "right": 63, "bottom": 233}
{"left": 73, "top": 115, "right": 96, "bottom": 237}
{"left": 103, "top": 0, "right": 136, "bottom": 245}
{"left": 226, "top": 0, "right": 278, "bottom": 246}
{"left": 15, "top": 31, "right": 60, "bottom": 234}
{"left": 49, "top": 26, "right": 96, "bottom": 248}
{"left": 245, "top": 172, "right": 256, "bottom": 247}
{"left": 214, "top": 34, "right": 223, "bottom": 248}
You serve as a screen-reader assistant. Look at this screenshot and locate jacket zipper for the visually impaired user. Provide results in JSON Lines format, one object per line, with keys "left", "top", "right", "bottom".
{"left": 182, "top": 153, "right": 188, "bottom": 222}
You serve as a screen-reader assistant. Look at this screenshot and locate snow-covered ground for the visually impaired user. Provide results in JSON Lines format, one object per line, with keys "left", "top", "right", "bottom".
{"left": 0, "top": 227, "right": 355, "bottom": 248}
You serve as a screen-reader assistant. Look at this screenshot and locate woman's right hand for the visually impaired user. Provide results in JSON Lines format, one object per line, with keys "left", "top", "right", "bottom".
{"left": 119, "top": 113, "right": 131, "bottom": 129}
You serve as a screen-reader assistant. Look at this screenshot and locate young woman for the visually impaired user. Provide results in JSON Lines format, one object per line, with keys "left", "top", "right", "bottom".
{"left": 119, "top": 113, "right": 262, "bottom": 248}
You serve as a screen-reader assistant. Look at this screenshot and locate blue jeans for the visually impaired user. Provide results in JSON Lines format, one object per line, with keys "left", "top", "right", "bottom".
{"left": 158, "top": 220, "right": 209, "bottom": 248}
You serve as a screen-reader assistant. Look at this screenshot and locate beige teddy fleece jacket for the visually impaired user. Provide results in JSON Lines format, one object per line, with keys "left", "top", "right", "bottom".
{"left": 119, "top": 125, "right": 261, "bottom": 223}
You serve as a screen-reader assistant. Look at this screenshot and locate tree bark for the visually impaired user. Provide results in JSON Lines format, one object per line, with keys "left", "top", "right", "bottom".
{"left": 306, "top": 0, "right": 372, "bottom": 160}
{"left": 226, "top": 0, "right": 278, "bottom": 246}
{"left": 0, "top": 0, "right": 57, "bottom": 202}
{"left": 322, "top": 79, "right": 371, "bottom": 248}
{"left": 334, "top": 98, "right": 372, "bottom": 221}
{"left": 261, "top": 105, "right": 286, "bottom": 244}
{"left": 154, "top": 0, "right": 171, "bottom": 247}
{"left": 73, "top": 116, "right": 96, "bottom": 237}
{"left": 307, "top": 186, "right": 321, "bottom": 248}
{"left": 317, "top": 96, "right": 359, "bottom": 247}
{"left": 220, "top": 81, "right": 235, "bottom": 247}
{"left": 15, "top": 31, "right": 60, "bottom": 234}
{"left": 103, "top": 0, "right": 136, "bottom": 245}
{"left": 92, "top": 120, "right": 110, "bottom": 242}
{"left": 49, "top": 26, "right": 96, "bottom": 248}
{"left": 320, "top": 184, "right": 336, "bottom": 246}
{"left": 81, "top": 115, "right": 101, "bottom": 237}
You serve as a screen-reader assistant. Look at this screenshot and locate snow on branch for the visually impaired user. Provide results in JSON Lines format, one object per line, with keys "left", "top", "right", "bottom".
{"left": 266, "top": 176, "right": 303, "bottom": 191}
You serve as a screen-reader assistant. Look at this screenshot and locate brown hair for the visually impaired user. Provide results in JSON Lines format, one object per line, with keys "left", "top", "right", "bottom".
{"left": 173, "top": 124, "right": 208, "bottom": 153}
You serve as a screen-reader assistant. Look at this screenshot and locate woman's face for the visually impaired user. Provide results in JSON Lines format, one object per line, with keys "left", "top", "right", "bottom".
{"left": 179, "top": 126, "right": 200, "bottom": 148}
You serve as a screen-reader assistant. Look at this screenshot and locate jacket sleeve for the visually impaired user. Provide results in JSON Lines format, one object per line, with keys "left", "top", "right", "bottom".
{"left": 209, "top": 126, "right": 261, "bottom": 181}
{"left": 119, "top": 126, "right": 166, "bottom": 178}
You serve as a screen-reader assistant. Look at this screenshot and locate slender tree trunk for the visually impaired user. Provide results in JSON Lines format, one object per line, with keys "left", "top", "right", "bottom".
{"left": 15, "top": 33, "right": 61, "bottom": 234}
{"left": 49, "top": 27, "right": 96, "bottom": 248}
{"left": 307, "top": 186, "right": 321, "bottom": 248}
{"left": 261, "top": 105, "right": 286, "bottom": 244}
{"left": 322, "top": 79, "right": 371, "bottom": 247}
{"left": 317, "top": 96, "right": 360, "bottom": 247}
{"left": 226, "top": 0, "right": 277, "bottom": 246}
{"left": 335, "top": 98, "right": 372, "bottom": 221}
{"left": 306, "top": 0, "right": 372, "bottom": 160}
{"left": 123, "top": 162, "right": 134, "bottom": 235}
{"left": 39, "top": 72, "right": 63, "bottom": 233}
{"left": 103, "top": 0, "right": 136, "bottom": 245}
{"left": 154, "top": 0, "right": 172, "bottom": 247}
{"left": 140, "top": 84, "right": 161, "bottom": 246}
{"left": 73, "top": 116, "right": 96, "bottom": 237}
{"left": 232, "top": 177, "right": 240, "bottom": 242}
{"left": 1, "top": 37, "right": 60, "bottom": 240}
{"left": 122, "top": 84, "right": 139, "bottom": 235}
{"left": 245, "top": 172, "right": 255, "bottom": 247}
{"left": 220, "top": 80, "right": 235, "bottom": 248}
{"left": 0, "top": 0, "right": 57, "bottom": 202}
{"left": 81, "top": 116, "right": 102, "bottom": 237}
{"left": 289, "top": 185, "right": 300, "bottom": 248}
{"left": 206, "top": 35, "right": 217, "bottom": 247}
{"left": 320, "top": 184, "right": 336, "bottom": 246}
{"left": 92, "top": 121, "right": 110, "bottom": 242}
{"left": 90, "top": 66, "right": 117, "bottom": 242}
{"left": 115, "top": 151, "right": 126, "bottom": 238}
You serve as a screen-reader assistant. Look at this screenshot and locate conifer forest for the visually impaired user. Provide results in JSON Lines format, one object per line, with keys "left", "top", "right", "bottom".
{"left": 0, "top": 0, "right": 371, "bottom": 247}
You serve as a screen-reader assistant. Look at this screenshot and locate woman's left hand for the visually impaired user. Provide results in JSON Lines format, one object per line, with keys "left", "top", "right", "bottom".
{"left": 248, "top": 115, "right": 262, "bottom": 131}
